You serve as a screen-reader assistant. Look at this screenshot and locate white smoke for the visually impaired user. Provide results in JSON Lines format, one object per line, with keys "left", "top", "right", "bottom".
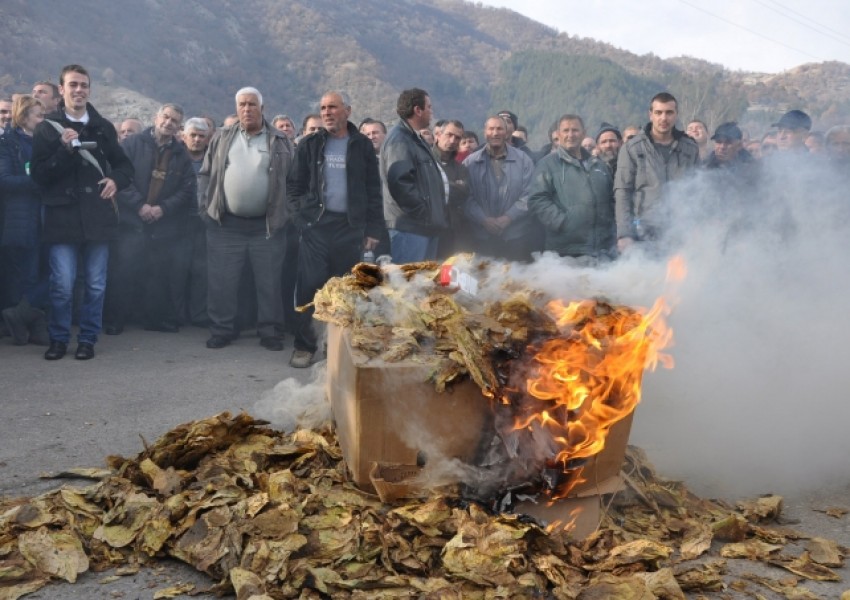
{"left": 254, "top": 362, "right": 331, "bottom": 431}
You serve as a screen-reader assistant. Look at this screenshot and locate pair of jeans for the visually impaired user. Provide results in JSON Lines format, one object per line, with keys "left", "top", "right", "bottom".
{"left": 1, "top": 245, "right": 48, "bottom": 309}
{"left": 388, "top": 229, "right": 439, "bottom": 264}
{"left": 47, "top": 242, "right": 109, "bottom": 344}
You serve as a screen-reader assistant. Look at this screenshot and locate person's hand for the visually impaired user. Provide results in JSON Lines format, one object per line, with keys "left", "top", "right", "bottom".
{"left": 494, "top": 215, "right": 512, "bottom": 232}
{"left": 617, "top": 237, "right": 635, "bottom": 253}
{"left": 483, "top": 217, "right": 502, "bottom": 236}
{"left": 363, "top": 236, "right": 379, "bottom": 251}
{"left": 149, "top": 206, "right": 164, "bottom": 221}
{"left": 61, "top": 128, "right": 79, "bottom": 150}
{"left": 98, "top": 177, "right": 117, "bottom": 201}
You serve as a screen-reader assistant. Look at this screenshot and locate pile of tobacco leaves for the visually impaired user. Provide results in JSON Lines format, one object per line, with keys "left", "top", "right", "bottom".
{"left": 1, "top": 411, "right": 847, "bottom": 599}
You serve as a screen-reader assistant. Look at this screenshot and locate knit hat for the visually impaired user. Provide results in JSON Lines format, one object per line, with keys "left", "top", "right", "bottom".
{"left": 595, "top": 122, "right": 622, "bottom": 142}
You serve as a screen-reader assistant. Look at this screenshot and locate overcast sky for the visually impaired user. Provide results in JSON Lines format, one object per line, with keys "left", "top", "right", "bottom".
{"left": 479, "top": 0, "right": 850, "bottom": 73}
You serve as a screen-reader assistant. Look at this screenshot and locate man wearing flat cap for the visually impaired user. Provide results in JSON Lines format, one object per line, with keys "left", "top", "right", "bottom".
{"left": 773, "top": 109, "right": 812, "bottom": 154}
{"left": 705, "top": 122, "right": 758, "bottom": 187}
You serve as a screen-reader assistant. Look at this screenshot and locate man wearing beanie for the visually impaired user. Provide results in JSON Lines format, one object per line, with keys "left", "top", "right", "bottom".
{"left": 595, "top": 122, "right": 622, "bottom": 175}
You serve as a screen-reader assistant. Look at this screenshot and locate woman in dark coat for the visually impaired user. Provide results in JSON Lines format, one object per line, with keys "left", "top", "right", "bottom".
{"left": 0, "top": 95, "right": 48, "bottom": 345}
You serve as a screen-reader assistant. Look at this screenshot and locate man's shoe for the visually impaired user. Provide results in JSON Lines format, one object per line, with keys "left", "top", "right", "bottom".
{"left": 74, "top": 342, "right": 95, "bottom": 360}
{"left": 289, "top": 349, "right": 314, "bottom": 368}
{"left": 44, "top": 341, "right": 67, "bottom": 360}
{"left": 206, "top": 336, "right": 231, "bottom": 349}
{"left": 2, "top": 305, "right": 29, "bottom": 345}
{"left": 144, "top": 322, "right": 179, "bottom": 333}
{"left": 104, "top": 323, "right": 124, "bottom": 335}
{"left": 260, "top": 337, "right": 284, "bottom": 351}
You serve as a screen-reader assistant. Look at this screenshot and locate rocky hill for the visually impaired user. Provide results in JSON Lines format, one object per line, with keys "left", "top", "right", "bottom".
{"left": 1, "top": 0, "right": 847, "bottom": 143}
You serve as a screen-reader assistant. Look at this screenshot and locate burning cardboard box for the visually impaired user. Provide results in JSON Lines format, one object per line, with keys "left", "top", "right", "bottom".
{"left": 319, "top": 258, "right": 675, "bottom": 538}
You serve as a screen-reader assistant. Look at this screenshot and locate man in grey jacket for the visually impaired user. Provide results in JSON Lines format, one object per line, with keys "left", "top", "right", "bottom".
{"left": 614, "top": 92, "right": 699, "bottom": 251}
{"left": 198, "top": 86, "right": 293, "bottom": 351}
{"left": 463, "top": 115, "right": 536, "bottom": 261}
{"left": 381, "top": 88, "right": 448, "bottom": 263}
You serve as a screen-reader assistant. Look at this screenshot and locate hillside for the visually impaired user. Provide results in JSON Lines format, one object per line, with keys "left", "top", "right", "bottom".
{"left": 0, "top": 0, "right": 847, "bottom": 143}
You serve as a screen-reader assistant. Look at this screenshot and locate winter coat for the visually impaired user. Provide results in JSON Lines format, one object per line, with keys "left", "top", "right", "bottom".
{"left": 528, "top": 147, "right": 616, "bottom": 258}
{"left": 0, "top": 128, "right": 40, "bottom": 247}
{"left": 198, "top": 120, "right": 293, "bottom": 235}
{"left": 30, "top": 103, "right": 134, "bottom": 243}
{"left": 463, "top": 144, "right": 535, "bottom": 241}
{"left": 287, "top": 121, "right": 385, "bottom": 241}
{"left": 614, "top": 124, "right": 699, "bottom": 240}
{"left": 381, "top": 119, "right": 448, "bottom": 236}
{"left": 115, "top": 127, "right": 197, "bottom": 239}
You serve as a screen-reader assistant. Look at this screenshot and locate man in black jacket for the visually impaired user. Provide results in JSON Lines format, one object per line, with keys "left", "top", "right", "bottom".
{"left": 286, "top": 91, "right": 385, "bottom": 368}
{"left": 30, "top": 64, "right": 134, "bottom": 360}
{"left": 381, "top": 88, "right": 448, "bottom": 263}
{"left": 103, "top": 103, "right": 196, "bottom": 334}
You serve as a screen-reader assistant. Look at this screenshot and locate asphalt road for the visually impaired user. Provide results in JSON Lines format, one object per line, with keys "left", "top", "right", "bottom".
{"left": 1, "top": 325, "right": 848, "bottom": 599}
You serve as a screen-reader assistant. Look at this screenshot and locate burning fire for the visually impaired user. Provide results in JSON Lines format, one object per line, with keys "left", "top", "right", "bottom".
{"left": 519, "top": 257, "right": 685, "bottom": 500}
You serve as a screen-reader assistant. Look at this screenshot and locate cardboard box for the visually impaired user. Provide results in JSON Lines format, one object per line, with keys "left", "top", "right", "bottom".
{"left": 326, "top": 323, "right": 636, "bottom": 507}
{"left": 327, "top": 323, "right": 490, "bottom": 493}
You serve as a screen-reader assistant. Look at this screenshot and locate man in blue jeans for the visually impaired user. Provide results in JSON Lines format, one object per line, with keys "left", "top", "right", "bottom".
{"left": 30, "top": 64, "right": 134, "bottom": 360}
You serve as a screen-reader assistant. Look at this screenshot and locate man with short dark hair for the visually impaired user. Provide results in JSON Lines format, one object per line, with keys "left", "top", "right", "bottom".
{"left": 614, "top": 92, "right": 699, "bottom": 250}
{"left": 199, "top": 86, "right": 293, "bottom": 351}
{"left": 30, "top": 64, "right": 134, "bottom": 360}
{"left": 287, "top": 91, "right": 385, "bottom": 367}
{"left": 529, "top": 114, "right": 616, "bottom": 261}
{"left": 381, "top": 88, "right": 448, "bottom": 263}
{"left": 103, "top": 103, "right": 196, "bottom": 334}
{"left": 463, "top": 115, "right": 536, "bottom": 261}
{"left": 32, "top": 81, "right": 60, "bottom": 113}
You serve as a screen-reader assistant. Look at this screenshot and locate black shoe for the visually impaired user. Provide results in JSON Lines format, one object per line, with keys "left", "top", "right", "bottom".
{"left": 144, "top": 322, "right": 179, "bottom": 333}
{"left": 44, "top": 341, "right": 67, "bottom": 360}
{"left": 74, "top": 342, "right": 95, "bottom": 360}
{"left": 206, "top": 335, "right": 230, "bottom": 349}
{"left": 104, "top": 323, "right": 124, "bottom": 335}
{"left": 260, "top": 336, "right": 284, "bottom": 351}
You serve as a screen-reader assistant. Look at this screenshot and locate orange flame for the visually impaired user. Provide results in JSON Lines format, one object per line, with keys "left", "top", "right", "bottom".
{"left": 520, "top": 258, "right": 682, "bottom": 499}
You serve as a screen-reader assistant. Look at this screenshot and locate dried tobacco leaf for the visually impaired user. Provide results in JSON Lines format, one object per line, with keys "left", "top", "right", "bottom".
{"left": 736, "top": 495, "right": 783, "bottom": 522}
{"left": 720, "top": 539, "right": 783, "bottom": 560}
{"left": 806, "top": 537, "right": 843, "bottom": 567}
{"left": 17, "top": 527, "right": 88, "bottom": 583}
{"left": 770, "top": 551, "right": 841, "bottom": 582}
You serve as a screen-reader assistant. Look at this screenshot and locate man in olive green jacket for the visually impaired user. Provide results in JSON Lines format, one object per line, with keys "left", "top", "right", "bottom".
{"left": 528, "top": 114, "right": 616, "bottom": 260}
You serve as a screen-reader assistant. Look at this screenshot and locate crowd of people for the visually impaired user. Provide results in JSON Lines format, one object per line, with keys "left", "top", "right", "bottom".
{"left": 1, "top": 64, "right": 849, "bottom": 366}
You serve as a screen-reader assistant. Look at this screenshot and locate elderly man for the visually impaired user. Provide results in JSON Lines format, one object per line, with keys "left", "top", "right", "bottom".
{"left": 199, "top": 87, "right": 293, "bottom": 350}
{"left": 30, "top": 64, "right": 134, "bottom": 360}
{"left": 462, "top": 115, "right": 536, "bottom": 261}
{"left": 287, "top": 91, "right": 385, "bottom": 367}
{"left": 529, "top": 114, "right": 616, "bottom": 262}
{"left": 705, "top": 122, "right": 756, "bottom": 177}
{"left": 773, "top": 109, "right": 812, "bottom": 154}
{"left": 103, "top": 103, "right": 196, "bottom": 334}
{"left": 118, "top": 118, "right": 143, "bottom": 142}
{"left": 381, "top": 88, "right": 448, "bottom": 263}
{"left": 595, "top": 122, "right": 622, "bottom": 175}
{"left": 614, "top": 92, "right": 699, "bottom": 250}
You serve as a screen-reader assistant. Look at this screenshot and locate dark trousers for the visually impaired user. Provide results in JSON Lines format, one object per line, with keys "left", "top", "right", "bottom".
{"left": 281, "top": 221, "right": 299, "bottom": 334}
{"left": 471, "top": 230, "right": 541, "bottom": 263}
{"left": 294, "top": 212, "right": 362, "bottom": 352}
{"left": 1, "top": 245, "right": 48, "bottom": 309}
{"left": 173, "top": 218, "right": 208, "bottom": 325}
{"left": 206, "top": 216, "right": 286, "bottom": 340}
{"left": 104, "top": 231, "right": 180, "bottom": 327}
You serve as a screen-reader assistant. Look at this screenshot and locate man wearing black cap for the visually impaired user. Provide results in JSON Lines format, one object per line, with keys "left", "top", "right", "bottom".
{"left": 705, "top": 122, "right": 757, "bottom": 187}
{"left": 773, "top": 109, "right": 811, "bottom": 154}
{"left": 595, "top": 123, "right": 622, "bottom": 175}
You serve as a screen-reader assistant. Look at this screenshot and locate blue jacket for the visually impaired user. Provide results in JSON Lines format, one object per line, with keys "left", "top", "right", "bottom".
{"left": 0, "top": 128, "right": 41, "bottom": 247}
{"left": 462, "top": 144, "right": 534, "bottom": 241}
